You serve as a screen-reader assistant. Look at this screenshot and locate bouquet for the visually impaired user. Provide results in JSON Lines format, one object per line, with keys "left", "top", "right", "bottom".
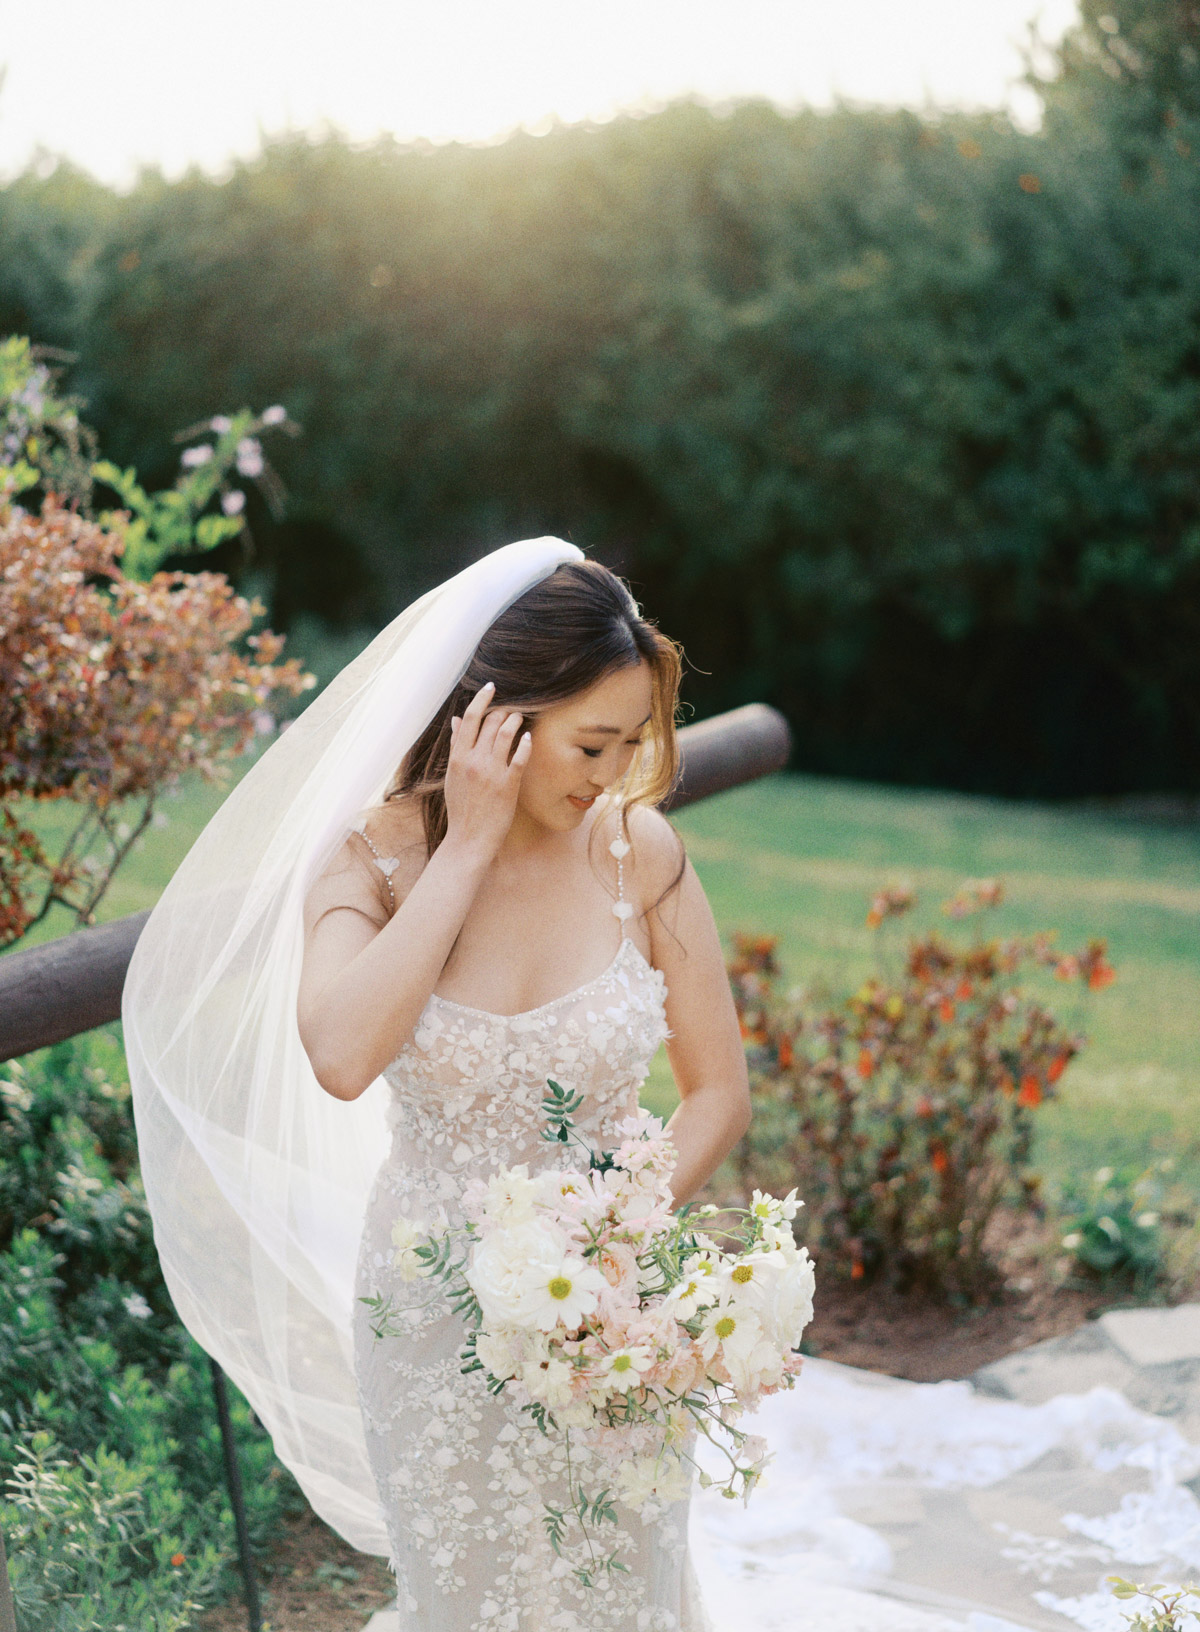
{"left": 365, "top": 1081, "right": 814, "bottom": 1585}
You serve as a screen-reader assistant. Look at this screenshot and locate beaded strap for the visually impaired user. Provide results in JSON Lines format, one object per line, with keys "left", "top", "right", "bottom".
{"left": 355, "top": 825, "right": 399, "bottom": 913}
{"left": 609, "top": 830, "right": 633, "bottom": 934}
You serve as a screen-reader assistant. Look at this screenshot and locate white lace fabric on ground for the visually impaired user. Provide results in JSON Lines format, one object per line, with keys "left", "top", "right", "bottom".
{"left": 122, "top": 538, "right": 582, "bottom": 1554}
{"left": 355, "top": 930, "right": 710, "bottom": 1630}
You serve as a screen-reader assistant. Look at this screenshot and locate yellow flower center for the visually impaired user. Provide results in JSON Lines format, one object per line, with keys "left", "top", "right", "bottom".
{"left": 715, "top": 1316, "right": 736, "bottom": 1340}
{"left": 732, "top": 1264, "right": 754, "bottom": 1284}
{"left": 611, "top": 1353, "right": 633, "bottom": 1372}
{"left": 548, "top": 1276, "right": 573, "bottom": 1301}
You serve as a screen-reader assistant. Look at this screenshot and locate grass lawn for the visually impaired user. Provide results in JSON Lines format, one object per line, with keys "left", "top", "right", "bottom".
{"left": 648, "top": 775, "right": 1200, "bottom": 1197}
{"left": 14, "top": 766, "right": 1200, "bottom": 1195}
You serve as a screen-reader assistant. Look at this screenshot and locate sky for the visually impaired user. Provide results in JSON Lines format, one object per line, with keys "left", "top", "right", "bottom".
{"left": 1, "top": 0, "right": 1080, "bottom": 188}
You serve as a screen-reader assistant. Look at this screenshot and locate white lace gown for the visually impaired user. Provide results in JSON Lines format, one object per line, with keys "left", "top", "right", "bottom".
{"left": 353, "top": 907, "right": 712, "bottom": 1632}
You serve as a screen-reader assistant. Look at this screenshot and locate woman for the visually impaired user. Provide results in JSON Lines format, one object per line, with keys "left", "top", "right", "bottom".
{"left": 123, "top": 539, "right": 748, "bottom": 1631}
{"left": 300, "top": 558, "right": 749, "bottom": 1629}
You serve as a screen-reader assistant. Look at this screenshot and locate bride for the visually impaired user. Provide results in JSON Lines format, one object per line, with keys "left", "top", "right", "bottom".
{"left": 123, "top": 539, "right": 749, "bottom": 1632}
{"left": 301, "top": 557, "right": 749, "bottom": 1629}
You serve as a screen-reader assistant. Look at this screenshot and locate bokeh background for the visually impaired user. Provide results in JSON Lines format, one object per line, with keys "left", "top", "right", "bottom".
{"left": 5, "top": 0, "right": 1200, "bottom": 798}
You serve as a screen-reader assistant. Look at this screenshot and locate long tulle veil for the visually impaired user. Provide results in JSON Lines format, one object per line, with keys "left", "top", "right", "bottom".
{"left": 123, "top": 537, "right": 583, "bottom": 1551}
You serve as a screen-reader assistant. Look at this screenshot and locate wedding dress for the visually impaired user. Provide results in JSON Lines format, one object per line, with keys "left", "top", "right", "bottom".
{"left": 352, "top": 834, "right": 711, "bottom": 1632}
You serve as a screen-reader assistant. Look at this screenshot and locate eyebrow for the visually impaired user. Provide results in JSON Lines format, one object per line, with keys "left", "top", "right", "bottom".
{"left": 577, "top": 713, "right": 652, "bottom": 735}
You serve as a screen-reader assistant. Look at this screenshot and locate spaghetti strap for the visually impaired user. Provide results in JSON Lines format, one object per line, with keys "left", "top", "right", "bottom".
{"left": 608, "top": 823, "right": 634, "bottom": 937}
{"left": 353, "top": 824, "right": 399, "bottom": 913}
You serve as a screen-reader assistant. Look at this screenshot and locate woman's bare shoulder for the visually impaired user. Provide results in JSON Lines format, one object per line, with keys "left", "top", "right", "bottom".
{"left": 356, "top": 798, "right": 429, "bottom": 899}
{"left": 304, "top": 799, "right": 428, "bottom": 930}
{"left": 610, "top": 801, "right": 687, "bottom": 902}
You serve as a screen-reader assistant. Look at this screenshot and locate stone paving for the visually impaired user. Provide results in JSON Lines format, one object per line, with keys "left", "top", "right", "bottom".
{"left": 362, "top": 1304, "right": 1200, "bottom": 1632}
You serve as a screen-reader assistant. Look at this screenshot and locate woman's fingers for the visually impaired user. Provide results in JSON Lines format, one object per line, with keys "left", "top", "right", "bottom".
{"left": 456, "top": 682, "right": 494, "bottom": 749}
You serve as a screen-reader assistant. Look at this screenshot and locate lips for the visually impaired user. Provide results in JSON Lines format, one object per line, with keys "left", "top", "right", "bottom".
{"left": 568, "top": 794, "right": 597, "bottom": 810}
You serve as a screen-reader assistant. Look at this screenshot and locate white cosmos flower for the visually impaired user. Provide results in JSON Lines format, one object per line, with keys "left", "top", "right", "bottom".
{"left": 122, "top": 1292, "right": 152, "bottom": 1320}
{"left": 598, "top": 1344, "right": 655, "bottom": 1392}
{"left": 700, "top": 1302, "right": 786, "bottom": 1394}
{"left": 750, "top": 1188, "right": 801, "bottom": 1226}
{"left": 719, "top": 1248, "right": 815, "bottom": 1350}
{"left": 663, "top": 1267, "right": 716, "bottom": 1323}
{"left": 467, "top": 1220, "right": 604, "bottom": 1332}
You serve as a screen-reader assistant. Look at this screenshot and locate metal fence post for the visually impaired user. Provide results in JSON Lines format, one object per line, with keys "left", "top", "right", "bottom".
{"left": 209, "top": 1358, "right": 263, "bottom": 1632}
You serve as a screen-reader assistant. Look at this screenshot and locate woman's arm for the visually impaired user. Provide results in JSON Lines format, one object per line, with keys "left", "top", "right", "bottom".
{"left": 297, "top": 684, "right": 529, "bottom": 1101}
{"left": 631, "top": 807, "right": 752, "bottom": 1206}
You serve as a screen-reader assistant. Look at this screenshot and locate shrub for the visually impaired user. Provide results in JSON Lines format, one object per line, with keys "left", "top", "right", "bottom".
{"left": 726, "top": 880, "right": 1115, "bottom": 1300}
{"left": 0, "top": 1030, "right": 301, "bottom": 1620}
{"left": 2, "top": 1431, "right": 221, "bottom": 1632}
{"left": 0, "top": 338, "right": 312, "bottom": 947}
{"left": 1059, "top": 1161, "right": 1196, "bottom": 1297}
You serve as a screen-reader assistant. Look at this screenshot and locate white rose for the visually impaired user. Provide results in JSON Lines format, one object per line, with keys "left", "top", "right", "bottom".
{"left": 474, "top": 1328, "right": 524, "bottom": 1381}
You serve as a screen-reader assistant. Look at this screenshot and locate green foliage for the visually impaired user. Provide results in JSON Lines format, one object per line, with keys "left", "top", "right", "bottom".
{"left": 5, "top": 9, "right": 1200, "bottom": 792}
{"left": 1108, "top": 1576, "right": 1200, "bottom": 1631}
{"left": 2, "top": 1431, "right": 221, "bottom": 1632}
{"left": 1059, "top": 1160, "right": 1195, "bottom": 1293}
{"left": 0, "top": 1030, "right": 301, "bottom": 1621}
{"left": 0, "top": 337, "right": 299, "bottom": 580}
{"left": 0, "top": 336, "right": 96, "bottom": 507}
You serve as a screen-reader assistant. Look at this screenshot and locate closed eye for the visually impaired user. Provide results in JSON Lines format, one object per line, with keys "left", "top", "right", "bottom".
{"left": 581, "top": 737, "right": 645, "bottom": 759}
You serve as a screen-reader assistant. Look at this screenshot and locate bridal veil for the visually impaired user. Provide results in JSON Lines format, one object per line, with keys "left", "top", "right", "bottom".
{"left": 123, "top": 537, "right": 583, "bottom": 1553}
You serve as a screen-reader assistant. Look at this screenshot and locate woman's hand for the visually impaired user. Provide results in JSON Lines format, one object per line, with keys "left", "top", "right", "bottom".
{"left": 443, "top": 681, "right": 531, "bottom": 860}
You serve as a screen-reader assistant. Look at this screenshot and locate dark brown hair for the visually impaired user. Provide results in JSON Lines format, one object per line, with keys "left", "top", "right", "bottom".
{"left": 386, "top": 559, "right": 683, "bottom": 863}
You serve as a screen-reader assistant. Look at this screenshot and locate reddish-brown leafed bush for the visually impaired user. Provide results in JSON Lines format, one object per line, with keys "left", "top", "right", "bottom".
{"left": 0, "top": 498, "right": 311, "bottom": 944}
{"left": 726, "top": 883, "right": 1116, "bottom": 1301}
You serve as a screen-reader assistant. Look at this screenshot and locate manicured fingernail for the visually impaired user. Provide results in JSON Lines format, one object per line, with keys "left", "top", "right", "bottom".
{"left": 482, "top": 681, "right": 495, "bottom": 691}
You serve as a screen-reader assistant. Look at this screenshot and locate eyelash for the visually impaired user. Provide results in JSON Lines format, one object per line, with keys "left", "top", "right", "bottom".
{"left": 581, "top": 741, "right": 643, "bottom": 759}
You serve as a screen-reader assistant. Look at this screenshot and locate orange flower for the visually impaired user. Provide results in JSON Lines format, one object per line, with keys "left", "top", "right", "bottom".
{"left": 850, "top": 1259, "right": 865, "bottom": 1280}
{"left": 930, "top": 1144, "right": 949, "bottom": 1174}
{"left": 955, "top": 979, "right": 973, "bottom": 1001}
{"left": 856, "top": 1048, "right": 875, "bottom": 1079}
{"left": 171, "top": 1554, "right": 186, "bottom": 1567}
{"left": 866, "top": 908, "right": 883, "bottom": 929}
{"left": 1088, "top": 962, "right": 1115, "bottom": 991}
{"left": 938, "top": 999, "right": 956, "bottom": 1024}
{"left": 1047, "top": 1053, "right": 1068, "bottom": 1083}
{"left": 778, "top": 1036, "right": 794, "bottom": 1069}
{"left": 1017, "top": 1074, "right": 1042, "bottom": 1108}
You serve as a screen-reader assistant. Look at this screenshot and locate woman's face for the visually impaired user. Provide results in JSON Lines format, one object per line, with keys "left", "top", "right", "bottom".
{"left": 515, "top": 660, "right": 655, "bottom": 832}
